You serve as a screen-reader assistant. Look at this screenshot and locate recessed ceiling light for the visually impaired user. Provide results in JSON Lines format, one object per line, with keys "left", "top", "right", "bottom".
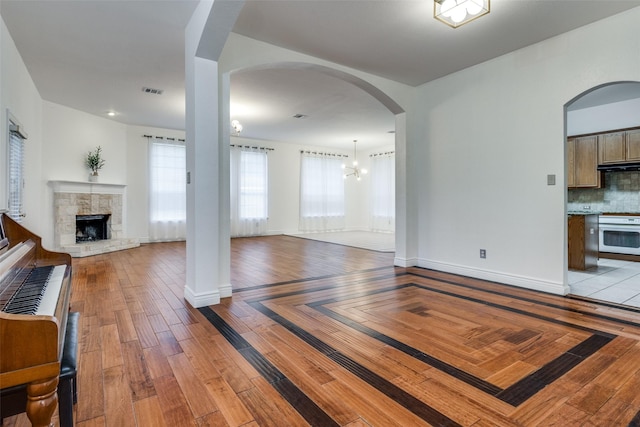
{"left": 293, "top": 114, "right": 308, "bottom": 119}
{"left": 107, "top": 111, "right": 116, "bottom": 117}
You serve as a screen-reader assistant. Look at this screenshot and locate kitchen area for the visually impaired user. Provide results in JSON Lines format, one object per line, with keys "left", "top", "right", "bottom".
{"left": 567, "top": 122, "right": 640, "bottom": 308}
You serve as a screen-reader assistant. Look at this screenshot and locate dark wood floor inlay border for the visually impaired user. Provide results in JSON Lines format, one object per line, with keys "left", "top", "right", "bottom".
{"left": 242, "top": 272, "right": 616, "bottom": 410}
{"left": 306, "top": 279, "right": 615, "bottom": 406}
{"left": 247, "top": 300, "right": 462, "bottom": 427}
{"left": 198, "top": 306, "right": 340, "bottom": 427}
{"left": 311, "top": 302, "right": 503, "bottom": 396}
{"left": 629, "top": 409, "right": 640, "bottom": 427}
{"left": 410, "top": 268, "right": 640, "bottom": 328}
{"left": 234, "top": 266, "right": 397, "bottom": 293}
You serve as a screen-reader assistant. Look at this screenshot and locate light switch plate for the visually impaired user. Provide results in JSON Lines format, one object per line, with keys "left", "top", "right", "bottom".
{"left": 547, "top": 174, "right": 556, "bottom": 185}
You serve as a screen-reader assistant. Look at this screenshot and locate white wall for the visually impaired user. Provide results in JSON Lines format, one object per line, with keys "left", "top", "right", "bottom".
{"left": 42, "top": 102, "right": 128, "bottom": 185}
{"left": 568, "top": 97, "right": 640, "bottom": 136}
{"left": 414, "top": 7, "right": 640, "bottom": 294}
{"left": 40, "top": 102, "right": 128, "bottom": 245}
{"left": 1, "top": 17, "right": 44, "bottom": 234}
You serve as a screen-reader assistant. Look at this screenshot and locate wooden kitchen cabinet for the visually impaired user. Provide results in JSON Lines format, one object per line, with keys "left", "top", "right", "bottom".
{"left": 626, "top": 128, "right": 640, "bottom": 162}
{"left": 568, "top": 136, "right": 601, "bottom": 188}
{"left": 598, "top": 131, "right": 626, "bottom": 164}
{"left": 598, "top": 129, "right": 640, "bottom": 164}
{"left": 568, "top": 214, "right": 599, "bottom": 271}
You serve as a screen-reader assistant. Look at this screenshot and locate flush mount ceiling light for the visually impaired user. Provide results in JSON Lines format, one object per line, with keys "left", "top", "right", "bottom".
{"left": 231, "top": 119, "right": 243, "bottom": 136}
{"left": 434, "top": 0, "right": 489, "bottom": 28}
{"left": 342, "top": 140, "right": 367, "bottom": 181}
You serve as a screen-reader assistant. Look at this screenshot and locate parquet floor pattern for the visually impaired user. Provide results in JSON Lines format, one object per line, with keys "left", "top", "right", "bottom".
{"left": 4, "top": 236, "right": 640, "bottom": 426}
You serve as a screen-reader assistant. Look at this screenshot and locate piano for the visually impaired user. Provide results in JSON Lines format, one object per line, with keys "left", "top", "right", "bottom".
{"left": 0, "top": 212, "right": 72, "bottom": 427}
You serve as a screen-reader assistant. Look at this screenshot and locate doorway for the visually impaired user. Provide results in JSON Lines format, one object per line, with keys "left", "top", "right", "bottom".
{"left": 566, "top": 81, "right": 640, "bottom": 308}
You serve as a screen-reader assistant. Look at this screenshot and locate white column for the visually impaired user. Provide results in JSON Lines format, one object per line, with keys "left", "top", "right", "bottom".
{"left": 394, "top": 112, "right": 416, "bottom": 267}
{"left": 184, "top": 55, "right": 228, "bottom": 307}
{"left": 183, "top": 1, "right": 234, "bottom": 307}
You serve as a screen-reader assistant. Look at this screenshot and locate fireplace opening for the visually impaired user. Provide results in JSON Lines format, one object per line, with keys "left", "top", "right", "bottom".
{"left": 76, "top": 214, "right": 111, "bottom": 243}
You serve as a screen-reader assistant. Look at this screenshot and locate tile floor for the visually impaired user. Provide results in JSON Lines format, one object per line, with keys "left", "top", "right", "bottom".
{"left": 569, "top": 258, "right": 640, "bottom": 309}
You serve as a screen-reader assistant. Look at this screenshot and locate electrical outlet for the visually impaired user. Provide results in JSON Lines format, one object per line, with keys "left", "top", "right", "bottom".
{"left": 480, "top": 249, "right": 486, "bottom": 259}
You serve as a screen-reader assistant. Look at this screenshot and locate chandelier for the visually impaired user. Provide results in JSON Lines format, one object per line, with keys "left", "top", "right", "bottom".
{"left": 231, "top": 119, "right": 243, "bottom": 136}
{"left": 434, "top": 0, "right": 490, "bottom": 28}
{"left": 342, "top": 140, "right": 367, "bottom": 181}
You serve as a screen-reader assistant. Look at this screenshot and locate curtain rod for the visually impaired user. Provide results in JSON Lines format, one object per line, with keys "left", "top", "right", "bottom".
{"left": 370, "top": 151, "right": 395, "bottom": 157}
{"left": 300, "top": 150, "right": 348, "bottom": 158}
{"left": 143, "top": 134, "right": 185, "bottom": 142}
{"left": 230, "top": 144, "right": 274, "bottom": 151}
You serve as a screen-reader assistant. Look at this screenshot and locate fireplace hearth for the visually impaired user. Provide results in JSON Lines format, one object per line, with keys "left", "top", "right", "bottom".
{"left": 76, "top": 214, "right": 111, "bottom": 243}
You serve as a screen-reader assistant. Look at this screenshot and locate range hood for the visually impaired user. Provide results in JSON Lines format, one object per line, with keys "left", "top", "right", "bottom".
{"left": 597, "top": 163, "right": 640, "bottom": 172}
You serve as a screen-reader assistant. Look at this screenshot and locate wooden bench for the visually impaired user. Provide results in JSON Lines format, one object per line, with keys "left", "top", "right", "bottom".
{"left": 1, "top": 312, "right": 79, "bottom": 427}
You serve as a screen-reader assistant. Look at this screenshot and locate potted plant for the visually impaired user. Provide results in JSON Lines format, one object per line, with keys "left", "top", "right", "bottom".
{"left": 86, "top": 146, "right": 105, "bottom": 182}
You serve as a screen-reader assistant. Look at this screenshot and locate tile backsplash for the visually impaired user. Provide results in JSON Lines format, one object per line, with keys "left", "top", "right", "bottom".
{"left": 568, "top": 171, "right": 640, "bottom": 213}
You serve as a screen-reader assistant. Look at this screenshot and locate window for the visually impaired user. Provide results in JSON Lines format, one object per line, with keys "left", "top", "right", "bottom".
{"left": 370, "top": 152, "right": 395, "bottom": 232}
{"left": 299, "top": 151, "right": 345, "bottom": 232}
{"left": 148, "top": 138, "right": 186, "bottom": 241}
{"left": 230, "top": 146, "right": 268, "bottom": 237}
{"left": 8, "top": 120, "right": 26, "bottom": 222}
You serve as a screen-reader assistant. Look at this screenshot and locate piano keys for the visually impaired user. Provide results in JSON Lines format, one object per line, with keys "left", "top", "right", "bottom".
{"left": 0, "top": 212, "right": 72, "bottom": 427}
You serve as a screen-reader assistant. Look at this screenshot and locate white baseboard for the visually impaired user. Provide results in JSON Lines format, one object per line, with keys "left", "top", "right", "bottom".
{"left": 219, "top": 282, "right": 232, "bottom": 299}
{"left": 184, "top": 282, "right": 233, "bottom": 308}
{"left": 394, "top": 256, "right": 418, "bottom": 267}
{"left": 184, "top": 285, "right": 220, "bottom": 308}
{"left": 418, "top": 258, "right": 569, "bottom": 295}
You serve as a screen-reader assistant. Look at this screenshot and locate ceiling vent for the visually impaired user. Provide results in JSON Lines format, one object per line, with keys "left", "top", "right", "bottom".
{"left": 142, "top": 87, "right": 164, "bottom": 95}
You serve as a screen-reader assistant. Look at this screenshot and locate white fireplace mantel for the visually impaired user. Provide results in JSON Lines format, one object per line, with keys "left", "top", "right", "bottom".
{"left": 48, "top": 180, "right": 126, "bottom": 195}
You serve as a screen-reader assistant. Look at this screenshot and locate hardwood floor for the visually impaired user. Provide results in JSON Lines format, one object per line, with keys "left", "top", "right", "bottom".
{"left": 4, "top": 236, "right": 640, "bottom": 426}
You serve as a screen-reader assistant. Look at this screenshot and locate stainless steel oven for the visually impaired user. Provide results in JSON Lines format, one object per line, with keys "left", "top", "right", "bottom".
{"left": 599, "top": 215, "right": 640, "bottom": 255}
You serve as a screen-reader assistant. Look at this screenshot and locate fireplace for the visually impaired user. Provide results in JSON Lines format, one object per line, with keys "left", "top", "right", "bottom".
{"left": 76, "top": 214, "right": 111, "bottom": 243}
{"left": 50, "top": 180, "right": 139, "bottom": 257}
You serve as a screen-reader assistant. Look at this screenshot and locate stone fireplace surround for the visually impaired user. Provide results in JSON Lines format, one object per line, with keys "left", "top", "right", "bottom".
{"left": 50, "top": 181, "right": 139, "bottom": 257}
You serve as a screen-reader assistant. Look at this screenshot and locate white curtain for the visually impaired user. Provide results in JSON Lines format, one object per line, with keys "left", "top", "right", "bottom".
{"left": 230, "top": 146, "right": 269, "bottom": 237}
{"left": 370, "top": 152, "right": 395, "bottom": 232}
{"left": 299, "top": 151, "right": 345, "bottom": 232}
{"left": 148, "top": 138, "right": 186, "bottom": 241}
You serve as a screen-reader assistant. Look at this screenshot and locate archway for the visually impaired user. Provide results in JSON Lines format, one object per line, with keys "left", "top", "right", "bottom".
{"left": 227, "top": 63, "right": 400, "bottom": 249}
{"left": 221, "top": 60, "right": 410, "bottom": 275}
{"left": 565, "top": 81, "right": 640, "bottom": 307}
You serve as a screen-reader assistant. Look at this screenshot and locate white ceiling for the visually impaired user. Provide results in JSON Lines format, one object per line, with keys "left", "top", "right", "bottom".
{"left": 1, "top": 0, "right": 639, "bottom": 149}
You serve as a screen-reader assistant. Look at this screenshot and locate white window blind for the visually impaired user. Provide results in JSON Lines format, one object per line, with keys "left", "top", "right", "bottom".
{"left": 370, "top": 152, "right": 395, "bottom": 232}
{"left": 299, "top": 151, "right": 345, "bottom": 232}
{"left": 8, "top": 125, "right": 25, "bottom": 222}
{"left": 148, "top": 138, "right": 186, "bottom": 241}
{"left": 230, "top": 146, "right": 269, "bottom": 237}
